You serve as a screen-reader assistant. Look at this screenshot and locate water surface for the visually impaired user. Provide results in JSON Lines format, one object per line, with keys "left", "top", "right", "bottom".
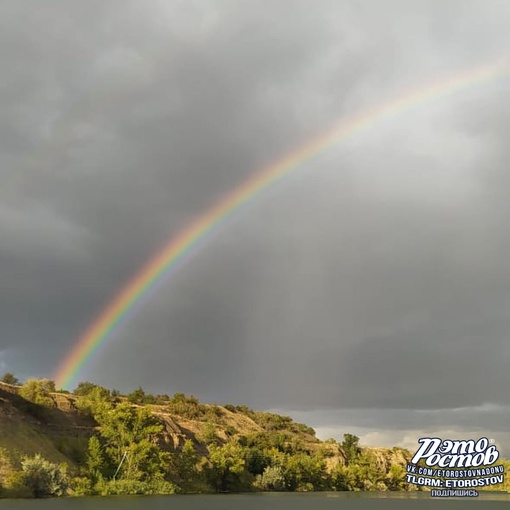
{"left": 1, "top": 492, "right": 509, "bottom": 509}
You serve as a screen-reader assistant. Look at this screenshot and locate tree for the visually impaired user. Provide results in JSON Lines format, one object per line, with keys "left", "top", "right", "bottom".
{"left": 0, "top": 448, "right": 13, "bottom": 490}
{"left": 127, "top": 386, "right": 156, "bottom": 404}
{"left": 387, "top": 464, "right": 407, "bottom": 491}
{"left": 73, "top": 381, "right": 110, "bottom": 397}
{"left": 255, "top": 466, "right": 286, "bottom": 491}
{"left": 205, "top": 442, "right": 247, "bottom": 492}
{"left": 356, "top": 450, "right": 385, "bottom": 490}
{"left": 330, "top": 464, "right": 349, "bottom": 491}
{"left": 93, "top": 403, "right": 168, "bottom": 482}
{"left": 341, "top": 433, "right": 361, "bottom": 465}
{"left": 167, "top": 393, "right": 204, "bottom": 419}
{"left": 19, "top": 379, "right": 56, "bottom": 407}
{"left": 127, "top": 386, "right": 146, "bottom": 404}
{"left": 75, "top": 385, "right": 112, "bottom": 417}
{"left": 1, "top": 373, "right": 19, "bottom": 385}
{"left": 280, "top": 453, "right": 328, "bottom": 491}
{"left": 244, "top": 447, "right": 270, "bottom": 476}
{"left": 86, "top": 435, "right": 107, "bottom": 482}
{"left": 171, "top": 439, "right": 199, "bottom": 487}
{"left": 201, "top": 422, "right": 217, "bottom": 445}
{"left": 20, "top": 454, "right": 68, "bottom": 497}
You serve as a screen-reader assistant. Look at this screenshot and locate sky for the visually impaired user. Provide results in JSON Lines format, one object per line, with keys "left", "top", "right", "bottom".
{"left": 1, "top": 0, "right": 510, "bottom": 454}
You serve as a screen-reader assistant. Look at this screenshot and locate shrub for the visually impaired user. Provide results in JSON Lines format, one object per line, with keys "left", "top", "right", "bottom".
{"left": 203, "top": 405, "right": 223, "bottom": 423}
{"left": 1, "top": 373, "right": 19, "bottom": 385}
{"left": 68, "top": 476, "right": 94, "bottom": 496}
{"left": 201, "top": 422, "right": 217, "bottom": 445}
{"left": 19, "top": 379, "right": 56, "bottom": 408}
{"left": 167, "top": 393, "right": 205, "bottom": 419}
{"left": 170, "top": 439, "right": 200, "bottom": 487}
{"left": 205, "top": 442, "right": 247, "bottom": 492}
{"left": 3, "top": 471, "right": 33, "bottom": 498}
{"left": 127, "top": 386, "right": 147, "bottom": 404}
{"left": 154, "top": 394, "right": 170, "bottom": 405}
{"left": 73, "top": 381, "right": 110, "bottom": 398}
{"left": 75, "top": 385, "right": 112, "bottom": 417}
{"left": 0, "top": 448, "right": 12, "bottom": 485}
{"left": 254, "top": 466, "right": 286, "bottom": 491}
{"left": 20, "top": 454, "right": 68, "bottom": 497}
{"left": 95, "top": 478, "right": 177, "bottom": 495}
{"left": 292, "top": 423, "right": 316, "bottom": 437}
{"left": 225, "top": 425, "right": 237, "bottom": 437}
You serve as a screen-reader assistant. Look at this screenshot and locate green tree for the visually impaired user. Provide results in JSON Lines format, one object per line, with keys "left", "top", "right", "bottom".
{"left": 341, "top": 433, "right": 361, "bottom": 465}
{"left": 19, "top": 379, "right": 56, "bottom": 407}
{"left": 86, "top": 435, "right": 107, "bottom": 482}
{"left": 280, "top": 453, "right": 328, "bottom": 491}
{"left": 127, "top": 386, "right": 146, "bottom": 404}
{"left": 75, "top": 385, "right": 112, "bottom": 417}
{"left": 20, "top": 454, "right": 68, "bottom": 497}
{"left": 255, "top": 465, "right": 286, "bottom": 491}
{"left": 387, "top": 464, "right": 408, "bottom": 491}
{"left": 171, "top": 439, "right": 199, "bottom": 487}
{"left": 330, "top": 464, "right": 349, "bottom": 491}
{"left": 167, "top": 393, "right": 204, "bottom": 419}
{"left": 73, "top": 381, "right": 110, "bottom": 397}
{"left": 201, "top": 422, "right": 217, "bottom": 445}
{"left": 205, "top": 442, "right": 247, "bottom": 492}
{"left": 343, "top": 463, "right": 362, "bottom": 490}
{"left": 94, "top": 403, "right": 168, "bottom": 482}
{"left": 1, "top": 372, "right": 19, "bottom": 385}
{"left": 244, "top": 447, "right": 270, "bottom": 476}
{"left": 73, "top": 381, "right": 97, "bottom": 396}
{"left": 347, "top": 450, "right": 385, "bottom": 491}
{"left": 0, "top": 448, "right": 13, "bottom": 492}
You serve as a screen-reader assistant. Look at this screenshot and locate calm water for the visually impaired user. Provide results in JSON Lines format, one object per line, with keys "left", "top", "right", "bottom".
{"left": 1, "top": 493, "right": 510, "bottom": 509}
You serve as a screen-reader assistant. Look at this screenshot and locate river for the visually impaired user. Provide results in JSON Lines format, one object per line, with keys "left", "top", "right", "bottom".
{"left": 1, "top": 492, "right": 510, "bottom": 509}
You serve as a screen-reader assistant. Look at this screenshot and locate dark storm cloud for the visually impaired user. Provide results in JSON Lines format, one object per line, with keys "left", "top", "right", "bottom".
{"left": 1, "top": 0, "right": 510, "bottom": 442}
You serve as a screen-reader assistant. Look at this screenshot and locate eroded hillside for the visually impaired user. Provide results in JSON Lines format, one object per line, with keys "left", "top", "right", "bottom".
{"left": 0, "top": 379, "right": 420, "bottom": 496}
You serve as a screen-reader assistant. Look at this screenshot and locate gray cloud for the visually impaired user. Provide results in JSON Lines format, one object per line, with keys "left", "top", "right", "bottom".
{"left": 1, "top": 1, "right": 509, "bottom": 440}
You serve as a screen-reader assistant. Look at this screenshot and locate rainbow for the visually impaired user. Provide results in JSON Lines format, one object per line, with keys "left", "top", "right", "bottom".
{"left": 54, "top": 60, "right": 509, "bottom": 389}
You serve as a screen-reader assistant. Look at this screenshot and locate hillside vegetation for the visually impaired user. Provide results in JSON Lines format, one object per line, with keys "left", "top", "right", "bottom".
{"left": 0, "top": 375, "right": 490, "bottom": 498}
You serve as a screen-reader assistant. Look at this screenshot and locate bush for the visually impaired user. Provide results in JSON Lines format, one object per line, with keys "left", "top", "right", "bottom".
{"left": 95, "top": 478, "right": 177, "bottom": 495}
{"left": 75, "top": 385, "right": 112, "bottom": 418}
{"left": 1, "top": 373, "right": 19, "bottom": 385}
{"left": 205, "top": 442, "right": 247, "bottom": 492}
{"left": 170, "top": 440, "right": 199, "bottom": 487}
{"left": 68, "top": 476, "right": 94, "bottom": 496}
{"left": 127, "top": 386, "right": 148, "bottom": 404}
{"left": 253, "top": 413, "right": 293, "bottom": 432}
{"left": 73, "top": 381, "right": 110, "bottom": 398}
{"left": 0, "top": 448, "right": 12, "bottom": 486}
{"left": 167, "top": 393, "right": 205, "bottom": 419}
{"left": 154, "top": 394, "right": 170, "bottom": 405}
{"left": 225, "top": 425, "right": 237, "bottom": 437}
{"left": 3, "top": 471, "right": 33, "bottom": 498}
{"left": 255, "top": 466, "right": 286, "bottom": 491}
{"left": 201, "top": 422, "right": 217, "bottom": 445}
{"left": 203, "top": 405, "right": 223, "bottom": 423}
{"left": 19, "top": 379, "right": 56, "bottom": 408}
{"left": 0, "top": 449, "right": 14, "bottom": 497}
{"left": 244, "top": 447, "right": 270, "bottom": 476}
{"left": 292, "top": 423, "right": 316, "bottom": 437}
{"left": 20, "top": 454, "right": 68, "bottom": 497}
